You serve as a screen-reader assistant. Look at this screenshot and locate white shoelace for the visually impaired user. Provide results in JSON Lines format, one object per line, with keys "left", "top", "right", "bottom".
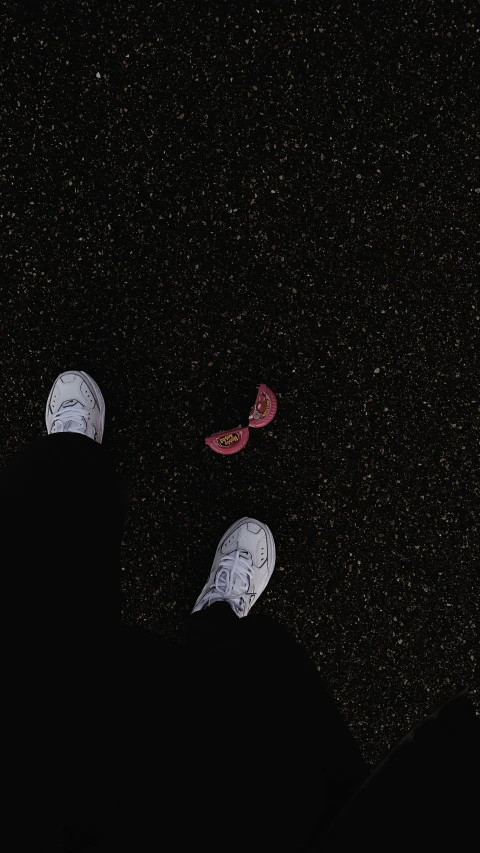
{"left": 52, "top": 402, "right": 88, "bottom": 434}
{"left": 202, "top": 549, "right": 255, "bottom": 614}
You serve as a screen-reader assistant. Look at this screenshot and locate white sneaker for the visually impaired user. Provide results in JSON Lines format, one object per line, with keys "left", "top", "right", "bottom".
{"left": 192, "top": 517, "right": 276, "bottom": 618}
{"left": 45, "top": 371, "right": 106, "bottom": 444}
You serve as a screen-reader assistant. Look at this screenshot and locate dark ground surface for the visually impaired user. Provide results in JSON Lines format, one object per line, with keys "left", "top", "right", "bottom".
{"left": 1, "top": 1, "right": 478, "bottom": 769}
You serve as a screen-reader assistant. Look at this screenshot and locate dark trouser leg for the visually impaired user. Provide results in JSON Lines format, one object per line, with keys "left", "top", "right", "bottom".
{"left": 1, "top": 432, "right": 128, "bottom": 631}
{"left": 1, "top": 432, "right": 368, "bottom": 851}
{"left": 1, "top": 433, "right": 132, "bottom": 849}
{"left": 0, "top": 432, "right": 203, "bottom": 851}
{"left": 181, "top": 602, "right": 369, "bottom": 852}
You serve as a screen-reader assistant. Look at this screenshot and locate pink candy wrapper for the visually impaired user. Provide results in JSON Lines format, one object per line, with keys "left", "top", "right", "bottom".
{"left": 248, "top": 384, "right": 278, "bottom": 428}
{"left": 205, "top": 384, "right": 278, "bottom": 455}
{"left": 204, "top": 425, "right": 250, "bottom": 456}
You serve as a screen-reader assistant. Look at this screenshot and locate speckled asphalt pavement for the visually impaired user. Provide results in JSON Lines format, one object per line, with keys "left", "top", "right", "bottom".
{"left": 2, "top": 1, "right": 478, "bottom": 770}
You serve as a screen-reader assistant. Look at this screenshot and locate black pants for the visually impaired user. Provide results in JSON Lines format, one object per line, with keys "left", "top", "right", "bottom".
{"left": 1, "top": 432, "right": 368, "bottom": 852}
